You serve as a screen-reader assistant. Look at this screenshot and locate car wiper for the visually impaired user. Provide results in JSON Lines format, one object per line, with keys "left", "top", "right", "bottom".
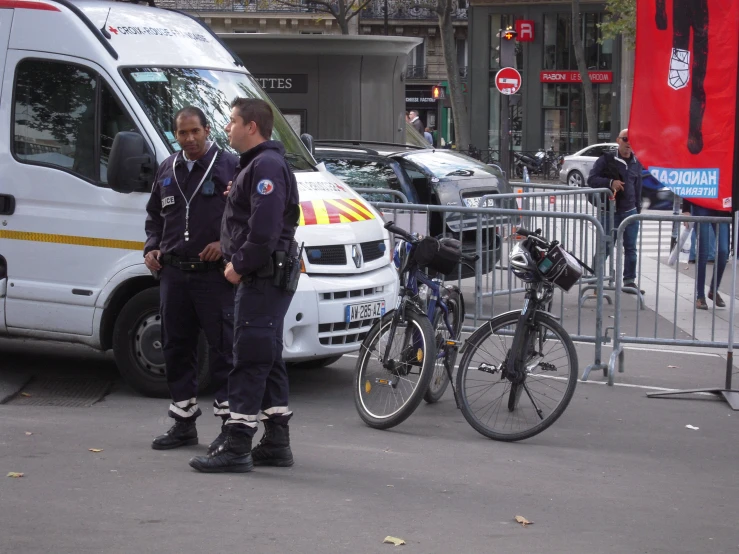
{"left": 445, "top": 169, "right": 475, "bottom": 177}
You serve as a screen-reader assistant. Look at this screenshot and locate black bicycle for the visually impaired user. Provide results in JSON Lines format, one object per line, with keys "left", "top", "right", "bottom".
{"left": 455, "top": 228, "right": 581, "bottom": 441}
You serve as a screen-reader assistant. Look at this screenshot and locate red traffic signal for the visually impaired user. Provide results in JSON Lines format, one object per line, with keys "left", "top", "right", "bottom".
{"left": 432, "top": 85, "right": 445, "bottom": 99}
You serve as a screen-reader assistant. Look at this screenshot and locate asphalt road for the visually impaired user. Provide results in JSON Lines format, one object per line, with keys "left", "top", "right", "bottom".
{"left": 1, "top": 338, "right": 738, "bottom": 554}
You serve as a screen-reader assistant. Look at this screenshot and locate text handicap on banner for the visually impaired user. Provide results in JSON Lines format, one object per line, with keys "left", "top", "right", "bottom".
{"left": 630, "top": 0, "right": 739, "bottom": 211}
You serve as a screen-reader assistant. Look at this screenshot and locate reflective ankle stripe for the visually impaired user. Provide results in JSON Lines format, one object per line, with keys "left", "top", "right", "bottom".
{"left": 213, "top": 399, "right": 230, "bottom": 417}
{"left": 226, "top": 412, "right": 259, "bottom": 428}
{"left": 169, "top": 398, "right": 199, "bottom": 419}
{"left": 259, "top": 406, "right": 292, "bottom": 421}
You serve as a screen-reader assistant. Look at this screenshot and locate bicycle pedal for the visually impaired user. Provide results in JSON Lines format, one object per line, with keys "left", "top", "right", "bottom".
{"left": 444, "top": 340, "right": 462, "bottom": 347}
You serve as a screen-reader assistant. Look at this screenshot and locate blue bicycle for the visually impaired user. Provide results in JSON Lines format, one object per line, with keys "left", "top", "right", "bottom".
{"left": 354, "top": 221, "right": 477, "bottom": 429}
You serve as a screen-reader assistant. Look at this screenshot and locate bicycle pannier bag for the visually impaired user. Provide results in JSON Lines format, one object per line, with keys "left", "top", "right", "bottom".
{"left": 413, "top": 236, "right": 462, "bottom": 275}
{"left": 538, "top": 245, "right": 582, "bottom": 291}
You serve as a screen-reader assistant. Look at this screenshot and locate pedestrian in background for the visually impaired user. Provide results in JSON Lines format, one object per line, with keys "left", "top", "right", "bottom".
{"left": 682, "top": 198, "right": 729, "bottom": 309}
{"left": 190, "top": 98, "right": 300, "bottom": 474}
{"left": 409, "top": 110, "right": 424, "bottom": 134}
{"left": 424, "top": 126, "right": 434, "bottom": 146}
{"left": 144, "top": 106, "right": 239, "bottom": 453}
{"left": 588, "top": 129, "right": 645, "bottom": 294}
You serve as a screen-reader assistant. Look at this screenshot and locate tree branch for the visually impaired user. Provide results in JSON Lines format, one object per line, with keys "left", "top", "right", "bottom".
{"left": 345, "top": 0, "right": 374, "bottom": 21}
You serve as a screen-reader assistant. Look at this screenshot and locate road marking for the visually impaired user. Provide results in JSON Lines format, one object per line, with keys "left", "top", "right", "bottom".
{"left": 339, "top": 354, "right": 709, "bottom": 393}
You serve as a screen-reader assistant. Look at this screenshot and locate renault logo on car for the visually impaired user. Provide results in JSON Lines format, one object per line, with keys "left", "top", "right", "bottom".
{"left": 352, "top": 245, "right": 363, "bottom": 268}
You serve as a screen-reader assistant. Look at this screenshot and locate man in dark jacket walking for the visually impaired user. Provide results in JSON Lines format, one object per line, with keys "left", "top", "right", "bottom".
{"left": 588, "top": 129, "right": 644, "bottom": 294}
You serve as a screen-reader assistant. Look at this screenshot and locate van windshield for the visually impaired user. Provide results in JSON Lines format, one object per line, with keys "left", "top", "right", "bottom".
{"left": 122, "top": 68, "right": 314, "bottom": 170}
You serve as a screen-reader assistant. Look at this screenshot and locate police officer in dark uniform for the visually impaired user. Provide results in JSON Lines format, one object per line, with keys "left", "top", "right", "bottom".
{"left": 189, "top": 98, "right": 300, "bottom": 473}
{"left": 145, "top": 106, "right": 239, "bottom": 453}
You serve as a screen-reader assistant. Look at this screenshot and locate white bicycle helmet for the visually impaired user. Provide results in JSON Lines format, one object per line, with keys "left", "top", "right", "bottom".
{"left": 509, "top": 242, "right": 538, "bottom": 281}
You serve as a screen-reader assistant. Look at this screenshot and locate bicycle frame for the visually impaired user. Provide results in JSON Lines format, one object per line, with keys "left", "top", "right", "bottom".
{"left": 380, "top": 260, "right": 455, "bottom": 367}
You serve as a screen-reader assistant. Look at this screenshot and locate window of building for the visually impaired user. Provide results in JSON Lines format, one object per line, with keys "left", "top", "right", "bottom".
{"left": 456, "top": 38, "right": 467, "bottom": 73}
{"left": 13, "top": 59, "right": 136, "bottom": 185}
{"left": 408, "top": 39, "right": 426, "bottom": 72}
{"left": 542, "top": 83, "right": 612, "bottom": 152}
{"left": 542, "top": 12, "right": 613, "bottom": 71}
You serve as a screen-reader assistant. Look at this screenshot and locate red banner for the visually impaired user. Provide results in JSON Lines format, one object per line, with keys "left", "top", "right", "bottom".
{"left": 539, "top": 71, "right": 613, "bottom": 83}
{"left": 630, "top": 0, "right": 739, "bottom": 211}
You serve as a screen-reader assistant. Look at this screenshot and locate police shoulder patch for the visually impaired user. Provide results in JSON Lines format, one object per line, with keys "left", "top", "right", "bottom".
{"left": 256, "top": 179, "right": 275, "bottom": 196}
{"left": 162, "top": 177, "right": 172, "bottom": 187}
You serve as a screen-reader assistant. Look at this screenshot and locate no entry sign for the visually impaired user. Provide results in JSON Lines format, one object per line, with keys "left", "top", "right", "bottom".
{"left": 495, "top": 67, "right": 522, "bottom": 95}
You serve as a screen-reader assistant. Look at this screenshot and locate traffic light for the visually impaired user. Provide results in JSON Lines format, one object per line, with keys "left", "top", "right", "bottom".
{"left": 498, "top": 27, "right": 517, "bottom": 68}
{"left": 432, "top": 85, "right": 445, "bottom": 100}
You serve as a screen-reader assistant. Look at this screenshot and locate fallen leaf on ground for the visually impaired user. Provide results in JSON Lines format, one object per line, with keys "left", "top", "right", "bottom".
{"left": 685, "top": 425, "right": 700, "bottom": 430}
{"left": 25, "top": 432, "right": 33, "bottom": 436}
{"left": 20, "top": 392, "right": 31, "bottom": 397}
{"left": 383, "top": 536, "right": 406, "bottom": 546}
{"left": 89, "top": 448, "right": 104, "bottom": 453}
{"left": 7, "top": 472, "right": 24, "bottom": 478}
{"left": 515, "top": 515, "right": 533, "bottom": 527}
{"left": 667, "top": 365, "right": 679, "bottom": 369}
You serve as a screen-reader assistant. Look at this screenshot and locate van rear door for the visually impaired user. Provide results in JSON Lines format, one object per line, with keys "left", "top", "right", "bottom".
{"left": 0, "top": 7, "right": 13, "bottom": 333}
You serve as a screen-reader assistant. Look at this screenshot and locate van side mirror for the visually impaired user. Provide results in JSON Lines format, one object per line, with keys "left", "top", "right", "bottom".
{"left": 300, "top": 133, "right": 315, "bottom": 156}
{"left": 108, "top": 132, "right": 154, "bottom": 194}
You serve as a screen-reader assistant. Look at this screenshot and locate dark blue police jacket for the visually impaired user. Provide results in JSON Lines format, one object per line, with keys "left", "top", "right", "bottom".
{"left": 221, "top": 140, "right": 300, "bottom": 276}
{"left": 144, "top": 145, "right": 239, "bottom": 258}
{"left": 587, "top": 151, "right": 643, "bottom": 214}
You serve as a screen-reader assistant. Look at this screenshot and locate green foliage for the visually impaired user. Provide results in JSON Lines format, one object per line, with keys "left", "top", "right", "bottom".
{"left": 599, "top": 0, "right": 636, "bottom": 49}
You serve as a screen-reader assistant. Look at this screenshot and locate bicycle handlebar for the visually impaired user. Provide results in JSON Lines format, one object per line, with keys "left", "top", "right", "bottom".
{"left": 384, "top": 221, "right": 415, "bottom": 242}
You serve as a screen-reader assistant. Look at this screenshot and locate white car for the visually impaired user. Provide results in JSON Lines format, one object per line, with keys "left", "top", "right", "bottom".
{"left": 559, "top": 143, "right": 617, "bottom": 187}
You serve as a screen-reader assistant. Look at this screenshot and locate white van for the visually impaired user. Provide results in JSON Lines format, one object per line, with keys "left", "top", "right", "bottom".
{"left": 0, "top": 0, "right": 397, "bottom": 395}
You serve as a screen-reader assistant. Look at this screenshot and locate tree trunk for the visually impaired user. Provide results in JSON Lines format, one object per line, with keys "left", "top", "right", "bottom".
{"left": 572, "top": 0, "right": 598, "bottom": 145}
{"left": 437, "top": 0, "right": 470, "bottom": 150}
{"left": 336, "top": 1, "right": 350, "bottom": 34}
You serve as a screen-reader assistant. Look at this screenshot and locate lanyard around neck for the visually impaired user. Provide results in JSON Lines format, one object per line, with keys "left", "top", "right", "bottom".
{"left": 172, "top": 143, "right": 219, "bottom": 242}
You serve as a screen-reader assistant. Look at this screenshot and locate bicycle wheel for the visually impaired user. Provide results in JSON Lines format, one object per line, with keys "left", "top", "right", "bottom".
{"left": 354, "top": 309, "right": 436, "bottom": 429}
{"left": 456, "top": 311, "right": 577, "bottom": 442}
{"left": 424, "top": 286, "right": 464, "bottom": 404}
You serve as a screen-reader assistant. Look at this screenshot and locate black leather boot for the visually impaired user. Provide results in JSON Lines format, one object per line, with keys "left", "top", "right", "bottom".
{"left": 189, "top": 428, "right": 253, "bottom": 473}
{"left": 207, "top": 422, "right": 229, "bottom": 455}
{"left": 151, "top": 420, "right": 198, "bottom": 450}
{"left": 251, "top": 420, "right": 294, "bottom": 467}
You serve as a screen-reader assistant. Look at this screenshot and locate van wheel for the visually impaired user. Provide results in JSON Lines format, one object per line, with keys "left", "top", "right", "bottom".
{"left": 112, "top": 288, "right": 211, "bottom": 398}
{"left": 288, "top": 355, "right": 343, "bottom": 370}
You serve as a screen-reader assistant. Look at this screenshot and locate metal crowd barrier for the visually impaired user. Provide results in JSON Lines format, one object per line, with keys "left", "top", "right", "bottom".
{"left": 595, "top": 212, "right": 739, "bottom": 388}
{"left": 370, "top": 199, "right": 611, "bottom": 380}
{"left": 360, "top": 186, "right": 737, "bottom": 393}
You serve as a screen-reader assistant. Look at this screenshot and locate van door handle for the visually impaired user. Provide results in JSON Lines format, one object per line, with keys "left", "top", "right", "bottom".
{"left": 0, "top": 194, "right": 15, "bottom": 215}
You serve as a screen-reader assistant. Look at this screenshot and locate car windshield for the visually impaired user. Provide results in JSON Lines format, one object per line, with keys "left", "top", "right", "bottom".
{"left": 320, "top": 158, "right": 403, "bottom": 202}
{"left": 121, "top": 68, "right": 314, "bottom": 170}
{"left": 401, "top": 151, "right": 502, "bottom": 179}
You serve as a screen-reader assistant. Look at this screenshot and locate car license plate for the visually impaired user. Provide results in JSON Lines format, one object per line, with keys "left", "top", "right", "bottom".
{"left": 345, "top": 301, "right": 385, "bottom": 323}
{"left": 463, "top": 196, "right": 495, "bottom": 208}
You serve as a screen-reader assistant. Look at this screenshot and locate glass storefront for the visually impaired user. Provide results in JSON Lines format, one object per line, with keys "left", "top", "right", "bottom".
{"left": 541, "top": 12, "right": 615, "bottom": 152}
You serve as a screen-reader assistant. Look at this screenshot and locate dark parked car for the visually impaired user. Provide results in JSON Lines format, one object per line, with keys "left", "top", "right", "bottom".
{"left": 314, "top": 141, "right": 515, "bottom": 277}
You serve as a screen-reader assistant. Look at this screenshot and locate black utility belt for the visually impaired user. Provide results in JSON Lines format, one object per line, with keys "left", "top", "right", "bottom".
{"left": 161, "top": 254, "right": 225, "bottom": 272}
{"left": 244, "top": 245, "right": 302, "bottom": 293}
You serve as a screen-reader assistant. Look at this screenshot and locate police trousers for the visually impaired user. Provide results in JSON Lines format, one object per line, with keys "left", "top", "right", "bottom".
{"left": 159, "top": 265, "right": 235, "bottom": 421}
{"left": 226, "top": 278, "right": 295, "bottom": 437}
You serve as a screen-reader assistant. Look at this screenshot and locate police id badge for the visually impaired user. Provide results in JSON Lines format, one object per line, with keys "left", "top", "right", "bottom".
{"left": 201, "top": 180, "right": 215, "bottom": 197}
{"left": 162, "top": 196, "right": 175, "bottom": 209}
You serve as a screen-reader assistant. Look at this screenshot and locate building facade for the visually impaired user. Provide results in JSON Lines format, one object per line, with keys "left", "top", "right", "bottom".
{"left": 166, "top": 0, "right": 467, "bottom": 142}
{"left": 358, "top": 0, "right": 468, "bottom": 136}
{"left": 469, "top": 0, "right": 623, "bottom": 156}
